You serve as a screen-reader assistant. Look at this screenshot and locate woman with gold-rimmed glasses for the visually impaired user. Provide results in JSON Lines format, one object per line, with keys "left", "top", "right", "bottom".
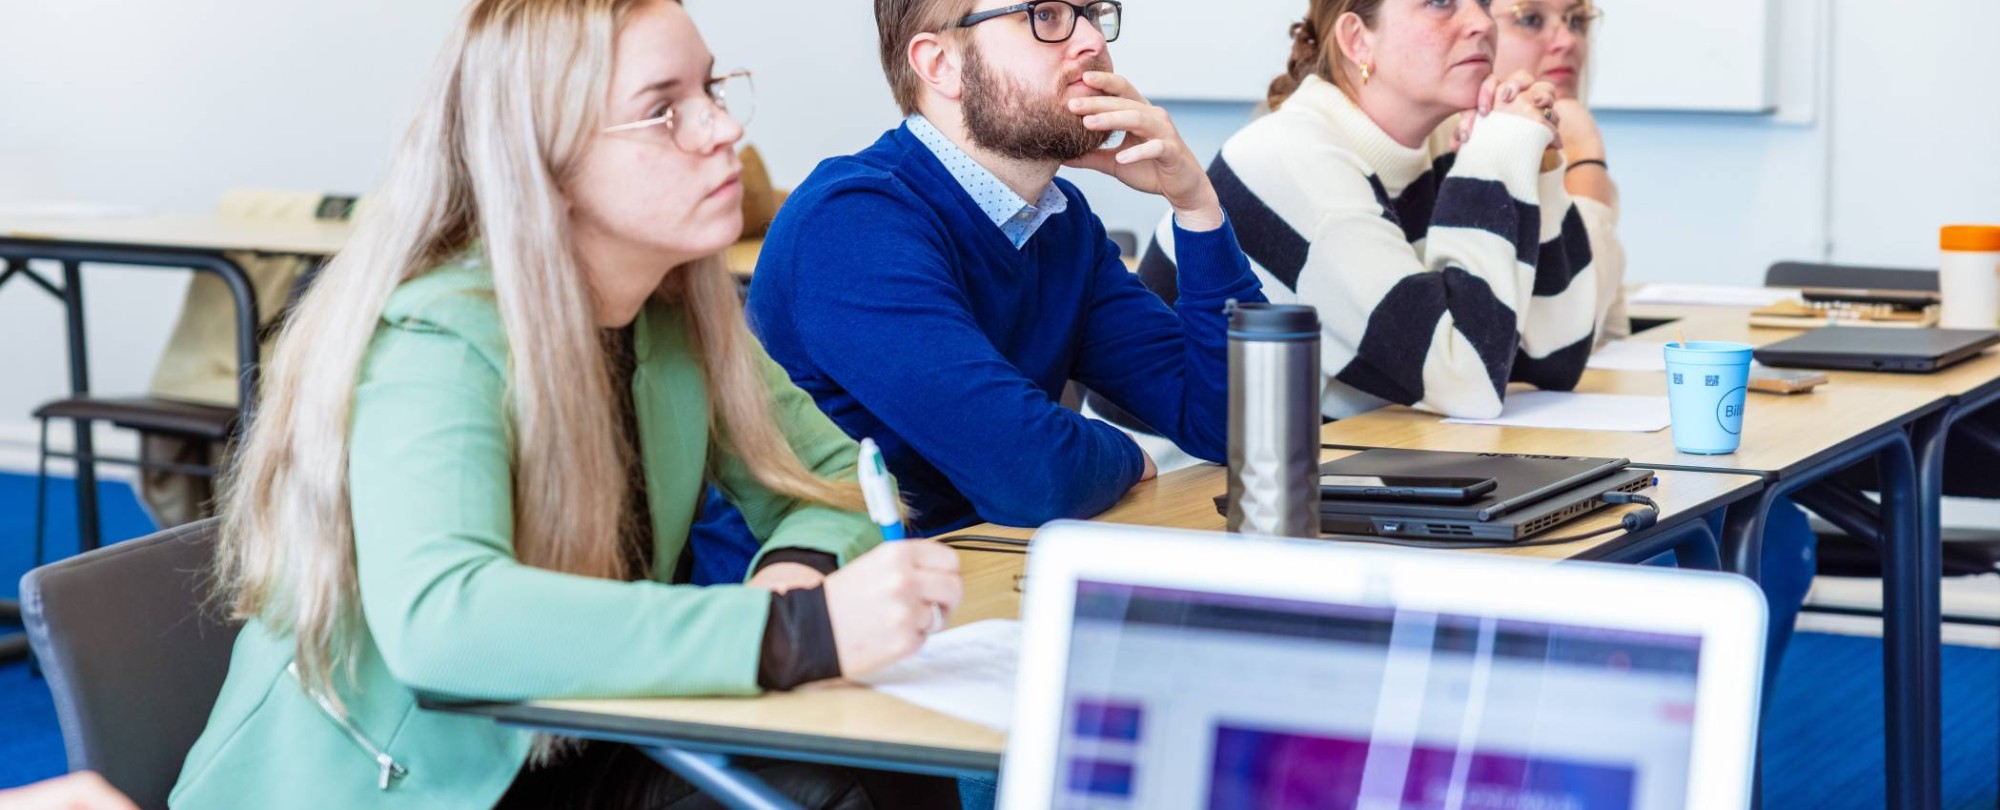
{"left": 1491, "top": 0, "right": 1628, "bottom": 345}
{"left": 1490, "top": 1, "right": 1820, "bottom": 702}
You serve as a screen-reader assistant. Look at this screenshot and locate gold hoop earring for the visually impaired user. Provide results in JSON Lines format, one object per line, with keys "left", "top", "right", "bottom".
{"left": 1360, "top": 63, "right": 1373, "bottom": 85}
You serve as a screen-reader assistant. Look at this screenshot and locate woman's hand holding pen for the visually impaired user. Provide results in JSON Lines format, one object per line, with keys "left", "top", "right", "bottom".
{"left": 824, "top": 541, "right": 963, "bottom": 677}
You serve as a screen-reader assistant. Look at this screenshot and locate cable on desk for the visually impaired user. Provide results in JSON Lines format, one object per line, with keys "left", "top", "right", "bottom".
{"left": 940, "top": 535, "right": 1031, "bottom": 554}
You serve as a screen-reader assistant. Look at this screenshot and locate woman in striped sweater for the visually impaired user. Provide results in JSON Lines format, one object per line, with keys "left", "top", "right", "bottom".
{"left": 1139, "top": 0, "right": 1602, "bottom": 421}
{"left": 1132, "top": 0, "right": 1813, "bottom": 693}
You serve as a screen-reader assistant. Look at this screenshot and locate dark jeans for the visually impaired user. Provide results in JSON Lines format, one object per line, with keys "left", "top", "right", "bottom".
{"left": 495, "top": 743, "right": 959, "bottom": 810}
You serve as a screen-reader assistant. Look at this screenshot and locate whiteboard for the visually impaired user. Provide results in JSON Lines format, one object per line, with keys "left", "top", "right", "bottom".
{"left": 1586, "top": 0, "right": 1776, "bottom": 112}
{"left": 1112, "top": 0, "right": 1302, "bottom": 103}
{"left": 1111, "top": 0, "right": 1777, "bottom": 114}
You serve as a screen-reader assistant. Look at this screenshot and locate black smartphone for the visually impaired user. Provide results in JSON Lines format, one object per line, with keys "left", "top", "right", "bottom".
{"left": 1319, "top": 474, "right": 1498, "bottom": 505}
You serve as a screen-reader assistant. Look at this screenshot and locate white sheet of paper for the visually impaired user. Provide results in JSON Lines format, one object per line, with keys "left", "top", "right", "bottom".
{"left": 853, "top": 619, "right": 1020, "bottom": 731}
{"left": 1441, "top": 392, "right": 1671, "bottom": 433}
{"left": 1628, "top": 283, "right": 1798, "bottom": 308}
{"left": 1586, "top": 341, "right": 1669, "bottom": 372}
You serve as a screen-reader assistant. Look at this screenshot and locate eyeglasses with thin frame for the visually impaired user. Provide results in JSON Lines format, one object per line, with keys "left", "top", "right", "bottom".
{"left": 601, "top": 69, "right": 755, "bottom": 152}
{"left": 1507, "top": 1, "right": 1602, "bottom": 39}
{"left": 956, "top": 0, "right": 1122, "bottom": 44}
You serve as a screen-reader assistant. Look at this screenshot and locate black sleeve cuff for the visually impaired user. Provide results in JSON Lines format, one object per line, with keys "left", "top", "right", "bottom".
{"left": 753, "top": 549, "right": 840, "bottom": 577}
{"left": 756, "top": 586, "right": 843, "bottom": 691}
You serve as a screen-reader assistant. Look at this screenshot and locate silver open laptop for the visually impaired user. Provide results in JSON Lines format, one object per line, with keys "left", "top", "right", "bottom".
{"left": 1000, "top": 522, "right": 1767, "bottom": 810}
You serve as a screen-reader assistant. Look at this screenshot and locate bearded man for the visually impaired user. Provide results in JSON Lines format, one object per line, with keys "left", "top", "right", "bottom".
{"left": 736, "top": 0, "right": 1265, "bottom": 538}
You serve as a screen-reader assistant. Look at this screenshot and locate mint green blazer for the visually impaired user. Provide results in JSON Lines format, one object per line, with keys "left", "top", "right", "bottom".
{"left": 170, "top": 259, "right": 883, "bottom": 808}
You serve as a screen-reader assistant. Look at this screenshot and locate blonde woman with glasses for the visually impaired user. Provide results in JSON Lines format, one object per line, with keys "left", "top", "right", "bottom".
{"left": 1491, "top": 1, "right": 1818, "bottom": 695}
{"left": 171, "top": 1, "right": 961, "bottom": 807}
{"left": 1492, "top": 0, "right": 1629, "bottom": 344}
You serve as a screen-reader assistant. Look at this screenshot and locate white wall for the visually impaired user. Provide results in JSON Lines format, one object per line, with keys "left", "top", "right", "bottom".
{"left": 1, "top": 0, "right": 1996, "bottom": 467}
{"left": 1826, "top": 0, "right": 2000, "bottom": 264}
{"left": 0, "top": 0, "right": 466, "bottom": 464}
{"left": 697, "top": 0, "right": 1996, "bottom": 285}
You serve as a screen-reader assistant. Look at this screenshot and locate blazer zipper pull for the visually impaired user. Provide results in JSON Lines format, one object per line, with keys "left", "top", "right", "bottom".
{"left": 377, "top": 754, "right": 404, "bottom": 790}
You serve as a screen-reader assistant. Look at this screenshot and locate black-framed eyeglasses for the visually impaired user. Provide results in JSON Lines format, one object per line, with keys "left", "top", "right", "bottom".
{"left": 956, "top": 0, "right": 1122, "bottom": 44}
{"left": 1507, "top": 1, "right": 1602, "bottom": 39}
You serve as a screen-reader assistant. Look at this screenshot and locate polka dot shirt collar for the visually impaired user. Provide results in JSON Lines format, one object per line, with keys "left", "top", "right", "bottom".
{"left": 906, "top": 114, "right": 1069, "bottom": 250}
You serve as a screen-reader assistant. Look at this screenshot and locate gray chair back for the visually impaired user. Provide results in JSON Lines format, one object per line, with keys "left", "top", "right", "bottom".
{"left": 1106, "top": 229, "right": 1140, "bottom": 259}
{"left": 1765, "top": 261, "right": 1937, "bottom": 292}
{"left": 20, "top": 519, "right": 240, "bottom": 810}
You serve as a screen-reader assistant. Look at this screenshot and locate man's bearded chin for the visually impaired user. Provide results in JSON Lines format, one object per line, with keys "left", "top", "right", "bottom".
{"left": 962, "top": 47, "right": 1113, "bottom": 162}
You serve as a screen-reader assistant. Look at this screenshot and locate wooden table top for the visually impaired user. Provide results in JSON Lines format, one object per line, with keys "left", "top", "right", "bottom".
{"left": 724, "top": 240, "right": 761, "bottom": 278}
{"left": 524, "top": 679, "right": 1010, "bottom": 758}
{"left": 1324, "top": 327, "right": 1947, "bottom": 479}
{"left": 505, "top": 451, "right": 1763, "bottom": 760}
{"left": 940, "top": 463, "right": 1759, "bottom": 630}
{"left": 1629, "top": 303, "right": 2000, "bottom": 399}
{"left": 1, "top": 214, "right": 354, "bottom": 256}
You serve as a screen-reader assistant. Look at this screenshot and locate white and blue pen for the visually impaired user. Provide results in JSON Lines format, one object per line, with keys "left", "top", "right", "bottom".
{"left": 857, "top": 438, "right": 945, "bottom": 631}
{"left": 857, "top": 438, "right": 906, "bottom": 541}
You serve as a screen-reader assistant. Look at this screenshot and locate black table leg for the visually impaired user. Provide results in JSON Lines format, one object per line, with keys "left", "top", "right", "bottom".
{"left": 1719, "top": 429, "right": 1934, "bottom": 810}
{"left": 58, "top": 260, "right": 100, "bottom": 553}
{"left": 1877, "top": 427, "right": 1934, "bottom": 810}
{"left": 2, "top": 245, "right": 264, "bottom": 553}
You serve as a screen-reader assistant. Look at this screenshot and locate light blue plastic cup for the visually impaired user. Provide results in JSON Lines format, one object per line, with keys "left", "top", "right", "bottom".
{"left": 1663, "top": 341, "right": 1754, "bottom": 455}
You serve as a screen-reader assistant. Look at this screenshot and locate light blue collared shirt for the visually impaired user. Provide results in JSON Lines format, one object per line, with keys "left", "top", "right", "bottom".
{"left": 906, "top": 114, "right": 1069, "bottom": 249}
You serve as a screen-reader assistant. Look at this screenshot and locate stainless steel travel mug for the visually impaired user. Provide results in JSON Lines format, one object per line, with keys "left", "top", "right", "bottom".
{"left": 1226, "top": 303, "right": 1322, "bottom": 538}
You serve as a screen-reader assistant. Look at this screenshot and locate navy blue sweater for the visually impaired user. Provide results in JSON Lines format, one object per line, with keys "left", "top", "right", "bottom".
{"left": 746, "top": 125, "right": 1265, "bottom": 534}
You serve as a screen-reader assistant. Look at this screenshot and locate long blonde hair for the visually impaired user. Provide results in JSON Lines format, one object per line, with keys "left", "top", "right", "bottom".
{"left": 214, "top": 0, "right": 858, "bottom": 703}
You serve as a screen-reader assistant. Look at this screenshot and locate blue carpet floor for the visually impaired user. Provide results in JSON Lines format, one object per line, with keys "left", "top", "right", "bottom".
{"left": 1, "top": 472, "right": 1996, "bottom": 805}
{"left": 0, "top": 471, "right": 158, "bottom": 603}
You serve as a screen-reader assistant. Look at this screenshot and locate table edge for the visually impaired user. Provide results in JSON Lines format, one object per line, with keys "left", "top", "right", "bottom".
{"left": 418, "top": 696, "right": 1005, "bottom": 774}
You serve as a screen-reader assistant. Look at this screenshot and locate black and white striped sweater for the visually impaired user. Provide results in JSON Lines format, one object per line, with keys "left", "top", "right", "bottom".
{"left": 1142, "top": 74, "right": 1604, "bottom": 420}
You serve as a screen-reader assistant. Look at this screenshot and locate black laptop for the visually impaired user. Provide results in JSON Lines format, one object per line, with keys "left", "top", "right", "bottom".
{"left": 1320, "top": 449, "right": 1652, "bottom": 541}
{"left": 1213, "top": 449, "right": 1656, "bottom": 542}
{"left": 1754, "top": 326, "right": 2000, "bottom": 373}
